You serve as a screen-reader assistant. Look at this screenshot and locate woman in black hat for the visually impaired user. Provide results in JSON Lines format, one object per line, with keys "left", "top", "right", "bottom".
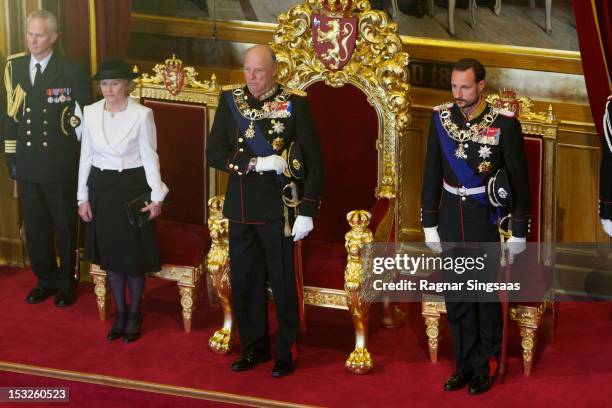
{"left": 77, "top": 59, "right": 169, "bottom": 343}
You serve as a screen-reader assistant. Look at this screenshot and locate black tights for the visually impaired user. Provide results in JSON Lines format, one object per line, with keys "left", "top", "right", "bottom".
{"left": 107, "top": 271, "right": 144, "bottom": 332}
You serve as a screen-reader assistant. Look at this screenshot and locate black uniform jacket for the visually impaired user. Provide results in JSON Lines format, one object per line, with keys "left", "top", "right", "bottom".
{"left": 3, "top": 53, "right": 91, "bottom": 183}
{"left": 206, "top": 84, "right": 324, "bottom": 223}
{"left": 421, "top": 101, "right": 530, "bottom": 242}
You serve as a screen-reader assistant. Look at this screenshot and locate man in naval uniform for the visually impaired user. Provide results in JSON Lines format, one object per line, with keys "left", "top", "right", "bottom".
{"left": 206, "top": 44, "right": 324, "bottom": 377}
{"left": 421, "top": 58, "right": 530, "bottom": 395}
{"left": 3, "top": 10, "right": 90, "bottom": 306}
{"left": 600, "top": 95, "right": 612, "bottom": 237}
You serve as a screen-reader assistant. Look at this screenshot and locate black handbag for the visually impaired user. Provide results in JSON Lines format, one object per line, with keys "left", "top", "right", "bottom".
{"left": 125, "top": 192, "right": 151, "bottom": 228}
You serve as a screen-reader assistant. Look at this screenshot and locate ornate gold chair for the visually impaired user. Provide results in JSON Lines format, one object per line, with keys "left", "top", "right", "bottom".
{"left": 421, "top": 90, "right": 558, "bottom": 375}
{"left": 205, "top": 0, "right": 411, "bottom": 374}
{"left": 90, "top": 56, "right": 220, "bottom": 332}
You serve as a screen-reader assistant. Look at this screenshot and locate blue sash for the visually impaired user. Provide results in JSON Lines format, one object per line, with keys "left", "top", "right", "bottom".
{"left": 224, "top": 91, "right": 289, "bottom": 186}
{"left": 224, "top": 91, "right": 275, "bottom": 156}
{"left": 434, "top": 112, "right": 499, "bottom": 223}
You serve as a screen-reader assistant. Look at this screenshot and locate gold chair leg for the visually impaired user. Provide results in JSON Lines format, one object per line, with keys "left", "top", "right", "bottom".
{"left": 345, "top": 289, "right": 372, "bottom": 374}
{"left": 178, "top": 285, "right": 196, "bottom": 333}
{"left": 519, "top": 325, "right": 537, "bottom": 376}
{"left": 92, "top": 271, "right": 109, "bottom": 321}
{"left": 424, "top": 315, "right": 441, "bottom": 363}
{"left": 206, "top": 196, "right": 233, "bottom": 355}
{"left": 207, "top": 265, "right": 233, "bottom": 355}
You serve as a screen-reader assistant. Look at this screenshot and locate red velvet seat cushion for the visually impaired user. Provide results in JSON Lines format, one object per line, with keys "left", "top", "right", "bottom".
{"left": 156, "top": 219, "right": 210, "bottom": 267}
{"left": 301, "top": 240, "right": 347, "bottom": 289}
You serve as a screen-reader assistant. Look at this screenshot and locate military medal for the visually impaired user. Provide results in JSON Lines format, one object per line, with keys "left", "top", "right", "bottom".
{"left": 65, "top": 88, "right": 72, "bottom": 102}
{"left": 46, "top": 89, "right": 54, "bottom": 103}
{"left": 59, "top": 88, "right": 66, "bottom": 103}
{"left": 454, "top": 144, "right": 467, "bottom": 159}
{"left": 478, "top": 161, "right": 491, "bottom": 173}
{"left": 245, "top": 121, "right": 256, "bottom": 138}
{"left": 271, "top": 119, "right": 285, "bottom": 134}
{"left": 272, "top": 137, "right": 284, "bottom": 151}
{"left": 478, "top": 145, "right": 492, "bottom": 159}
{"left": 53, "top": 88, "right": 60, "bottom": 103}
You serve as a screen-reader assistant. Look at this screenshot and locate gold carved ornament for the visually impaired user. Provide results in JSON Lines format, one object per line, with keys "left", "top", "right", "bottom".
{"left": 135, "top": 54, "right": 218, "bottom": 93}
{"left": 271, "top": 0, "right": 411, "bottom": 200}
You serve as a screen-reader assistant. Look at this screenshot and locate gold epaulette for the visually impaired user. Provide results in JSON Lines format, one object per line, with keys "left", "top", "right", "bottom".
{"left": 285, "top": 87, "right": 307, "bottom": 97}
{"left": 497, "top": 108, "right": 516, "bottom": 118}
{"left": 7, "top": 52, "right": 26, "bottom": 61}
{"left": 222, "top": 83, "right": 245, "bottom": 91}
{"left": 433, "top": 102, "right": 454, "bottom": 111}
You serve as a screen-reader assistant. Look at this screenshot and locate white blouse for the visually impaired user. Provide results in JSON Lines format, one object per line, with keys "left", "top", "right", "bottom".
{"left": 77, "top": 98, "right": 169, "bottom": 203}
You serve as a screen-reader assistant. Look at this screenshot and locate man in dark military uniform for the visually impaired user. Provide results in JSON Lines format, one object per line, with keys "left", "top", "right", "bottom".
{"left": 3, "top": 10, "right": 91, "bottom": 306}
{"left": 600, "top": 96, "right": 612, "bottom": 237}
{"left": 421, "top": 58, "right": 530, "bottom": 395}
{"left": 206, "top": 44, "right": 324, "bottom": 377}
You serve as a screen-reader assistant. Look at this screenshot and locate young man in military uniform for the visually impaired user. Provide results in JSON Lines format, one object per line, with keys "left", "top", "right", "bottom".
{"left": 421, "top": 58, "right": 530, "bottom": 395}
{"left": 206, "top": 44, "right": 324, "bottom": 377}
{"left": 3, "top": 10, "right": 91, "bottom": 306}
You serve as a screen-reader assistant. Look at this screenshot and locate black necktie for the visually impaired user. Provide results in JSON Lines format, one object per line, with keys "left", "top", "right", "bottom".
{"left": 33, "top": 63, "right": 42, "bottom": 87}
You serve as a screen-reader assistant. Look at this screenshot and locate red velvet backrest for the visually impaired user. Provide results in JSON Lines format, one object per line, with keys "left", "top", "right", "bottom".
{"left": 142, "top": 99, "right": 208, "bottom": 225}
{"left": 304, "top": 81, "right": 379, "bottom": 243}
{"left": 522, "top": 136, "right": 543, "bottom": 242}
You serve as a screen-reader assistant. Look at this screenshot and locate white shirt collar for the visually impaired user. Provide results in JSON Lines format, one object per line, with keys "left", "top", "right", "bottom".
{"left": 30, "top": 51, "right": 53, "bottom": 74}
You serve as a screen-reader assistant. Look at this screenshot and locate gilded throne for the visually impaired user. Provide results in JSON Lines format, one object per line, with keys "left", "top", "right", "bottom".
{"left": 205, "top": 0, "right": 411, "bottom": 373}
{"left": 421, "top": 90, "right": 558, "bottom": 376}
{"left": 91, "top": 56, "right": 220, "bottom": 332}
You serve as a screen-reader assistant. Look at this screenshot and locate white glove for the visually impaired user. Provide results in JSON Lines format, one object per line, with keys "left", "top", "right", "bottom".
{"left": 423, "top": 226, "right": 442, "bottom": 254}
{"left": 506, "top": 235, "right": 526, "bottom": 264}
{"left": 601, "top": 219, "right": 612, "bottom": 237}
{"left": 292, "top": 215, "right": 313, "bottom": 242}
{"left": 255, "top": 155, "right": 287, "bottom": 175}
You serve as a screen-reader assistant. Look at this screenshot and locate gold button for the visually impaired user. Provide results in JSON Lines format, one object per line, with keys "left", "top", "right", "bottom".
{"left": 238, "top": 138, "right": 244, "bottom": 143}
{"left": 461, "top": 197, "right": 466, "bottom": 202}
{"left": 26, "top": 107, "right": 31, "bottom": 112}
{"left": 26, "top": 119, "right": 31, "bottom": 124}
{"left": 26, "top": 130, "right": 31, "bottom": 135}
{"left": 43, "top": 120, "right": 48, "bottom": 125}
{"left": 43, "top": 108, "right": 47, "bottom": 113}
{"left": 258, "top": 171, "right": 264, "bottom": 175}
{"left": 237, "top": 171, "right": 243, "bottom": 176}
{"left": 43, "top": 142, "right": 48, "bottom": 147}
{"left": 268, "top": 130, "right": 273, "bottom": 134}
{"left": 26, "top": 141, "right": 31, "bottom": 146}
{"left": 43, "top": 131, "right": 48, "bottom": 136}
{"left": 239, "top": 148, "right": 244, "bottom": 152}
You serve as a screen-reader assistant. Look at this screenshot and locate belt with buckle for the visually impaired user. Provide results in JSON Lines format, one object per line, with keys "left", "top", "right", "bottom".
{"left": 443, "top": 180, "right": 485, "bottom": 197}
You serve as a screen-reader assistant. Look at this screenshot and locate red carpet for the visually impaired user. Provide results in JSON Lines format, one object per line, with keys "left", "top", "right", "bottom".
{"left": 0, "top": 265, "right": 611, "bottom": 407}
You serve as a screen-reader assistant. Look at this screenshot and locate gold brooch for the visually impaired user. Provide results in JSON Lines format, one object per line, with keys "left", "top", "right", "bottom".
{"left": 478, "top": 161, "right": 491, "bottom": 173}
{"left": 292, "top": 159, "right": 301, "bottom": 170}
{"left": 272, "top": 137, "right": 284, "bottom": 151}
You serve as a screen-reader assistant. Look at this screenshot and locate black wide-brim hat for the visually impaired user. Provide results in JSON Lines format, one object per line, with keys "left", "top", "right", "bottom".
{"left": 91, "top": 58, "right": 139, "bottom": 80}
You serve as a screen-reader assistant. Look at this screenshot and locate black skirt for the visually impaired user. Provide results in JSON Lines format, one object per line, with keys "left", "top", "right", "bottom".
{"left": 85, "top": 166, "right": 161, "bottom": 276}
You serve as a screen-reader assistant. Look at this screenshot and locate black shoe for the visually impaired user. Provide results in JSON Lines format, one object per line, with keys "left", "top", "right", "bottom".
{"left": 271, "top": 360, "right": 295, "bottom": 378}
{"left": 123, "top": 313, "right": 142, "bottom": 343}
{"left": 468, "top": 375, "right": 493, "bottom": 395}
{"left": 444, "top": 371, "right": 473, "bottom": 391}
{"left": 231, "top": 349, "right": 272, "bottom": 372}
{"left": 26, "top": 287, "right": 57, "bottom": 304}
{"left": 107, "top": 312, "right": 126, "bottom": 341}
{"left": 54, "top": 288, "right": 76, "bottom": 307}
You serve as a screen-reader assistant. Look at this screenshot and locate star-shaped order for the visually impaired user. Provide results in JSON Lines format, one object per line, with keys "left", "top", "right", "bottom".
{"left": 272, "top": 120, "right": 285, "bottom": 134}
{"left": 478, "top": 145, "right": 492, "bottom": 159}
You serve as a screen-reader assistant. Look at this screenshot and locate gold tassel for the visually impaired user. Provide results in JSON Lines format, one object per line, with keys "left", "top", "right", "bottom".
{"left": 4, "top": 61, "right": 26, "bottom": 121}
